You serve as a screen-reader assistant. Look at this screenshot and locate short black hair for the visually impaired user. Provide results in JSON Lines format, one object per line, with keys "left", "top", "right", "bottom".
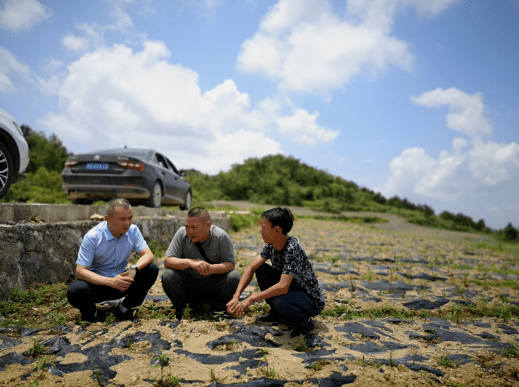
{"left": 187, "top": 207, "right": 211, "bottom": 222}
{"left": 262, "top": 207, "right": 294, "bottom": 235}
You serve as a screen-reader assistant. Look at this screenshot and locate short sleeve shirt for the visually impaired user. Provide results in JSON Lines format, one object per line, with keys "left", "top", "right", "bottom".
{"left": 165, "top": 225, "right": 235, "bottom": 279}
{"left": 76, "top": 221, "right": 148, "bottom": 278}
{"left": 260, "top": 236, "right": 326, "bottom": 311}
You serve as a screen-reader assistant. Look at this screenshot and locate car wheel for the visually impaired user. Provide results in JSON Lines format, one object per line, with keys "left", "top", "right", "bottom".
{"left": 0, "top": 142, "right": 14, "bottom": 200}
{"left": 145, "top": 181, "right": 162, "bottom": 208}
{"left": 180, "top": 190, "right": 192, "bottom": 211}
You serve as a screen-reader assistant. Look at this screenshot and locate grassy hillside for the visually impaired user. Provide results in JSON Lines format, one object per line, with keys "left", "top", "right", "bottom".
{"left": 184, "top": 155, "right": 517, "bottom": 241}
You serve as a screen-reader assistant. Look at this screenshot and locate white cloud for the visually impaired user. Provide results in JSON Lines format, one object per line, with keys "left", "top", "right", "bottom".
{"left": 61, "top": 34, "right": 90, "bottom": 52}
{"left": 411, "top": 88, "right": 493, "bottom": 138}
{"left": 41, "top": 41, "right": 336, "bottom": 174}
{"left": 377, "top": 87, "right": 519, "bottom": 227}
{"left": 276, "top": 108, "right": 339, "bottom": 146}
{"left": 0, "top": 0, "right": 51, "bottom": 31}
{"left": 469, "top": 137, "right": 519, "bottom": 186}
{"left": 237, "top": 0, "right": 455, "bottom": 94}
{"left": 0, "top": 47, "right": 32, "bottom": 93}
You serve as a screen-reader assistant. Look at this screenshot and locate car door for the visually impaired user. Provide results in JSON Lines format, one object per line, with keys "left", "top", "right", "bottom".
{"left": 165, "top": 156, "right": 189, "bottom": 199}
{"left": 154, "top": 153, "right": 181, "bottom": 202}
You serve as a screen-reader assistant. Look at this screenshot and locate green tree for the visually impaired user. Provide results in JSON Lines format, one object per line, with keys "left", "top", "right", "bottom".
{"left": 1, "top": 125, "right": 70, "bottom": 204}
{"left": 503, "top": 223, "right": 518, "bottom": 241}
{"left": 22, "top": 125, "right": 69, "bottom": 174}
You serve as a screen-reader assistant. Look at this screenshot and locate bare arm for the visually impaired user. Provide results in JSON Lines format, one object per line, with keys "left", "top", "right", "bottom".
{"left": 227, "top": 256, "right": 293, "bottom": 316}
{"left": 76, "top": 264, "right": 133, "bottom": 292}
{"left": 163, "top": 256, "right": 235, "bottom": 276}
{"left": 134, "top": 247, "right": 154, "bottom": 270}
{"left": 75, "top": 247, "right": 154, "bottom": 292}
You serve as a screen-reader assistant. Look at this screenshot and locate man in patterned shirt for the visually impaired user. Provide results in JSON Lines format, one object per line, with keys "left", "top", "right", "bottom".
{"left": 227, "top": 207, "right": 325, "bottom": 338}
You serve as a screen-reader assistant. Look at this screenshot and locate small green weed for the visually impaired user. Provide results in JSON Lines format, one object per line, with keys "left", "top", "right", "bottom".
{"left": 354, "top": 357, "right": 382, "bottom": 368}
{"left": 436, "top": 356, "right": 458, "bottom": 368}
{"left": 501, "top": 343, "right": 519, "bottom": 358}
{"left": 209, "top": 369, "right": 227, "bottom": 383}
{"left": 256, "top": 349, "right": 276, "bottom": 377}
{"left": 28, "top": 339, "right": 47, "bottom": 358}
{"left": 151, "top": 354, "right": 180, "bottom": 387}
{"left": 224, "top": 340, "right": 238, "bottom": 350}
{"left": 293, "top": 336, "right": 311, "bottom": 352}
{"left": 182, "top": 304, "right": 192, "bottom": 320}
{"left": 249, "top": 301, "right": 270, "bottom": 316}
{"left": 214, "top": 311, "right": 227, "bottom": 322}
{"left": 28, "top": 356, "right": 56, "bottom": 386}
{"left": 94, "top": 369, "right": 105, "bottom": 386}
{"left": 310, "top": 360, "right": 328, "bottom": 371}
{"left": 320, "top": 304, "right": 349, "bottom": 317}
{"left": 388, "top": 351, "right": 396, "bottom": 367}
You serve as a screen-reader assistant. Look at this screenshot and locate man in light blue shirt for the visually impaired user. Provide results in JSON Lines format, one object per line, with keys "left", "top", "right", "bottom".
{"left": 67, "top": 198, "right": 158, "bottom": 322}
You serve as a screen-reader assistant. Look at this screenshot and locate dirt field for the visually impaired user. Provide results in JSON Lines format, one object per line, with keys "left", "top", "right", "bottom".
{"left": 0, "top": 204, "right": 518, "bottom": 386}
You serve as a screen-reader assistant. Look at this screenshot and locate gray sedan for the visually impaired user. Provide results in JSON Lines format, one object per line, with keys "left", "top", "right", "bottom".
{"left": 62, "top": 148, "right": 191, "bottom": 209}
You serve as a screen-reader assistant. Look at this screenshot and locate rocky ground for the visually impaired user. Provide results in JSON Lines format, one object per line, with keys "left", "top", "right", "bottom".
{"left": 1, "top": 211, "right": 519, "bottom": 386}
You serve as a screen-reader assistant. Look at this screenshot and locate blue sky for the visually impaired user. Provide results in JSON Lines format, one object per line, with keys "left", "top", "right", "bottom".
{"left": 1, "top": 0, "right": 518, "bottom": 230}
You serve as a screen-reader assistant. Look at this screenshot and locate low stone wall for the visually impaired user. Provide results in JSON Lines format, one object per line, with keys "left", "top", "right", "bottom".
{"left": 0, "top": 214, "right": 231, "bottom": 299}
{"left": 0, "top": 203, "right": 187, "bottom": 223}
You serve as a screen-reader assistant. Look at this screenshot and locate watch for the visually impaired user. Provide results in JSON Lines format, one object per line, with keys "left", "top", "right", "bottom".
{"left": 130, "top": 265, "right": 139, "bottom": 272}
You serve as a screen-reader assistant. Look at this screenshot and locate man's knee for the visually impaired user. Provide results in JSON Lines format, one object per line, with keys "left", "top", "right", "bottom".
{"left": 227, "top": 270, "right": 241, "bottom": 287}
{"left": 161, "top": 269, "right": 186, "bottom": 295}
{"left": 67, "top": 280, "right": 90, "bottom": 306}
{"left": 255, "top": 263, "right": 269, "bottom": 277}
{"left": 161, "top": 268, "right": 180, "bottom": 284}
{"left": 146, "top": 262, "right": 159, "bottom": 280}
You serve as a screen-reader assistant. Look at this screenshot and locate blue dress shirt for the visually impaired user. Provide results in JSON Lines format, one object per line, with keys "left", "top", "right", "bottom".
{"left": 76, "top": 221, "right": 148, "bottom": 278}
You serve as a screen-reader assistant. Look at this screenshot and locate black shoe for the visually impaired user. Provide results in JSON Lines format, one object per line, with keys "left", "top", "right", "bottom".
{"left": 115, "top": 307, "right": 135, "bottom": 321}
{"left": 257, "top": 313, "right": 282, "bottom": 323}
{"left": 81, "top": 308, "right": 103, "bottom": 323}
{"left": 290, "top": 321, "right": 314, "bottom": 338}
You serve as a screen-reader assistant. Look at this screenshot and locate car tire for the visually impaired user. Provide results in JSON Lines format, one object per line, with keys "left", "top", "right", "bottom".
{"left": 0, "top": 142, "right": 14, "bottom": 200}
{"left": 180, "top": 190, "right": 192, "bottom": 211}
{"left": 145, "top": 181, "right": 162, "bottom": 208}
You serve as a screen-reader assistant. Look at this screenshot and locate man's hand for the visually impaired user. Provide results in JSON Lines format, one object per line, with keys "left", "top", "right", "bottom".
{"left": 110, "top": 271, "right": 134, "bottom": 291}
{"left": 190, "top": 260, "right": 212, "bottom": 276}
{"left": 226, "top": 296, "right": 253, "bottom": 317}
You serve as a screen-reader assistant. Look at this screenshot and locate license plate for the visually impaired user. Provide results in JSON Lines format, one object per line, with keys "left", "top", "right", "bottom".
{"left": 85, "top": 163, "right": 109, "bottom": 170}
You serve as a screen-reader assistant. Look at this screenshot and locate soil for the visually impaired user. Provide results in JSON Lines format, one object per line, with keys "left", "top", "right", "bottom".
{"left": 0, "top": 203, "right": 518, "bottom": 386}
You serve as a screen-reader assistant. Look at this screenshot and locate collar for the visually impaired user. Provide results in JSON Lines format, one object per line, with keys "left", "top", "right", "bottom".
{"left": 102, "top": 221, "right": 129, "bottom": 241}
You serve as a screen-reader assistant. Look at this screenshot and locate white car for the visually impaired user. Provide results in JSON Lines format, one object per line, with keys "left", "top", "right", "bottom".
{"left": 0, "top": 108, "right": 30, "bottom": 199}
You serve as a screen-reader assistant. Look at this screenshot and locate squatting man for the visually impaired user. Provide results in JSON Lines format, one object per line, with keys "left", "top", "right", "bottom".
{"left": 67, "top": 198, "right": 159, "bottom": 322}
{"left": 227, "top": 207, "right": 326, "bottom": 338}
{"left": 161, "top": 207, "right": 241, "bottom": 320}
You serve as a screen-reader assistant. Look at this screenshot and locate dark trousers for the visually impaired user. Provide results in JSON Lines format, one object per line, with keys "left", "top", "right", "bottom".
{"left": 161, "top": 269, "right": 241, "bottom": 319}
{"left": 67, "top": 263, "right": 159, "bottom": 320}
{"left": 255, "top": 263, "right": 319, "bottom": 328}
